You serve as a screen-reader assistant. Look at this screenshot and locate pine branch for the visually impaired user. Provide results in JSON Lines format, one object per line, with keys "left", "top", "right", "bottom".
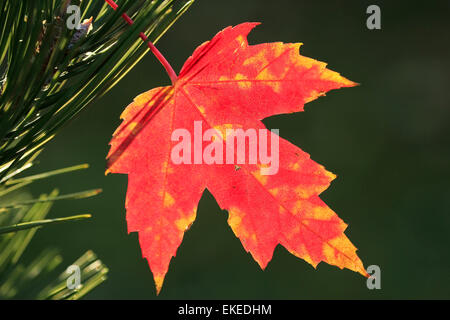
{"left": 0, "top": 169, "right": 105, "bottom": 299}
{"left": 0, "top": 0, "right": 194, "bottom": 299}
{"left": 0, "top": 0, "right": 194, "bottom": 181}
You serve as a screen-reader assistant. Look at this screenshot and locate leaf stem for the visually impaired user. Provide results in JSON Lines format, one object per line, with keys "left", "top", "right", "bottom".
{"left": 104, "top": 0, "right": 178, "bottom": 84}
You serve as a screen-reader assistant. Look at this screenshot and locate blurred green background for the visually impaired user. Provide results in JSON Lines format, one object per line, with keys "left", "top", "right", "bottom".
{"left": 22, "top": 0, "right": 450, "bottom": 299}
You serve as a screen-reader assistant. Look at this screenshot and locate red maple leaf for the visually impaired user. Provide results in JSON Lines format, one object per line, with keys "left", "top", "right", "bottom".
{"left": 107, "top": 23, "right": 366, "bottom": 294}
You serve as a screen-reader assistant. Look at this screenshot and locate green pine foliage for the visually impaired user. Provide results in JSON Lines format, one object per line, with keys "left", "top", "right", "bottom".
{"left": 0, "top": 0, "right": 193, "bottom": 299}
